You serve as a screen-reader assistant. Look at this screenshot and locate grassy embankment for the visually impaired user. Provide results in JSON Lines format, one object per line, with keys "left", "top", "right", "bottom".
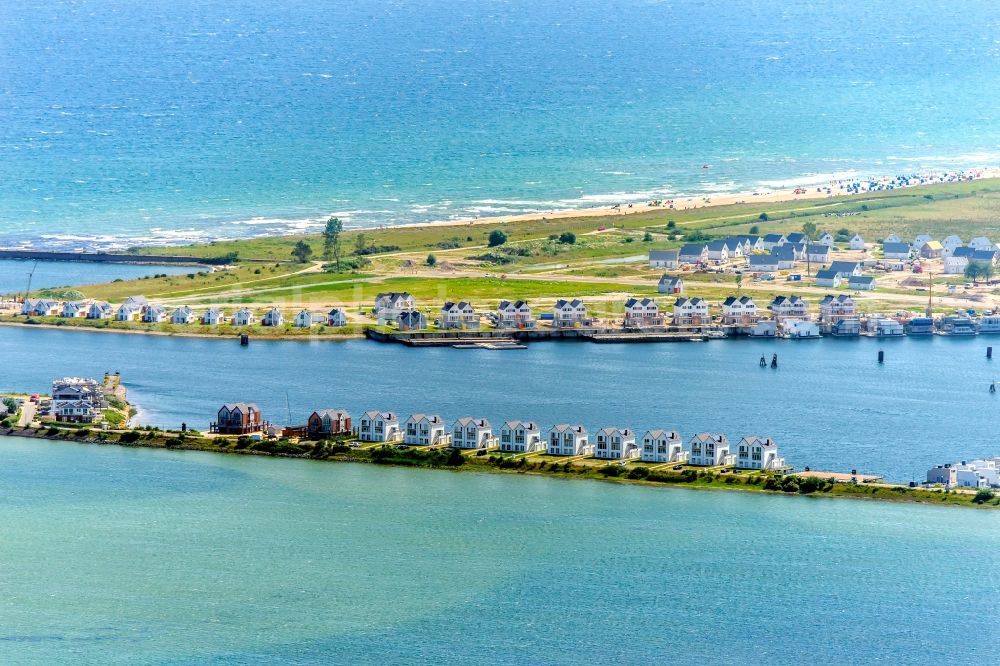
{"left": 5, "top": 422, "right": 998, "bottom": 509}
{"left": 13, "top": 178, "right": 1000, "bottom": 336}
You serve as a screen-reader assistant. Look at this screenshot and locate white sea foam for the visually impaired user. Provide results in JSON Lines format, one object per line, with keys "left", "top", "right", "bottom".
{"left": 757, "top": 170, "right": 861, "bottom": 188}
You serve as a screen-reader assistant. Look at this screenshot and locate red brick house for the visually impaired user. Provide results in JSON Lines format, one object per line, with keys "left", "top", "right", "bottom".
{"left": 307, "top": 409, "right": 352, "bottom": 438}
{"left": 211, "top": 403, "right": 264, "bottom": 434}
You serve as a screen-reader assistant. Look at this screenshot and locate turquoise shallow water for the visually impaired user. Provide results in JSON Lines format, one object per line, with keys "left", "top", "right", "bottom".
{"left": 1, "top": 437, "right": 998, "bottom": 664}
{"left": 2, "top": 0, "right": 1000, "bottom": 248}
{"left": 0, "top": 260, "right": 195, "bottom": 295}
{"left": 4, "top": 326, "right": 1000, "bottom": 481}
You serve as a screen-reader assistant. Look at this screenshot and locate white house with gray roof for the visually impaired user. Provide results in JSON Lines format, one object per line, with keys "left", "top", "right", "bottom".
{"left": 116, "top": 302, "right": 143, "bottom": 321}
{"left": 547, "top": 424, "right": 590, "bottom": 456}
{"left": 648, "top": 250, "right": 679, "bottom": 269}
{"left": 404, "top": 414, "right": 448, "bottom": 446}
{"left": 970, "top": 236, "right": 993, "bottom": 251}
{"left": 593, "top": 427, "right": 639, "bottom": 460}
{"left": 327, "top": 308, "right": 347, "bottom": 327}
{"left": 761, "top": 234, "right": 786, "bottom": 251}
{"left": 640, "top": 430, "right": 685, "bottom": 463}
{"left": 87, "top": 301, "right": 113, "bottom": 320}
{"left": 882, "top": 242, "right": 911, "bottom": 261}
{"left": 735, "top": 436, "right": 785, "bottom": 471}
{"left": 686, "top": 433, "right": 732, "bottom": 467}
{"left": 819, "top": 294, "right": 856, "bottom": 322}
{"left": 356, "top": 411, "right": 401, "bottom": 443}
{"left": 202, "top": 308, "right": 225, "bottom": 325}
{"left": 375, "top": 292, "right": 416, "bottom": 324}
{"left": 61, "top": 301, "right": 89, "bottom": 318}
{"left": 232, "top": 308, "right": 255, "bottom": 326}
{"left": 499, "top": 421, "right": 543, "bottom": 453}
{"left": 142, "top": 303, "right": 167, "bottom": 322}
{"left": 678, "top": 244, "right": 708, "bottom": 265}
{"left": 262, "top": 307, "right": 283, "bottom": 327}
{"left": 849, "top": 234, "right": 865, "bottom": 251}
{"left": 171, "top": 306, "right": 194, "bottom": 324}
{"left": 452, "top": 418, "right": 494, "bottom": 449}
{"left": 748, "top": 255, "right": 781, "bottom": 272}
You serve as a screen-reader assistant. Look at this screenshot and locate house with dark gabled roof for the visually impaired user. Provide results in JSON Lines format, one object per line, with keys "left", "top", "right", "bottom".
{"left": 848, "top": 275, "right": 876, "bottom": 291}
{"left": 770, "top": 245, "right": 798, "bottom": 269}
{"left": 678, "top": 243, "right": 708, "bottom": 265}
{"left": 769, "top": 295, "right": 809, "bottom": 322}
{"left": 721, "top": 296, "right": 758, "bottom": 325}
{"left": 882, "top": 242, "right": 912, "bottom": 261}
{"left": 307, "top": 409, "right": 351, "bottom": 437}
{"left": 706, "top": 239, "right": 731, "bottom": 263}
{"left": 658, "top": 275, "right": 683, "bottom": 294}
{"left": 761, "top": 234, "right": 786, "bottom": 251}
{"left": 623, "top": 297, "right": 662, "bottom": 327}
{"left": 807, "top": 244, "right": 831, "bottom": 264}
{"left": 673, "top": 296, "right": 709, "bottom": 326}
{"left": 396, "top": 310, "right": 427, "bottom": 331}
{"left": 828, "top": 261, "right": 863, "bottom": 278}
{"left": 648, "top": 250, "right": 679, "bottom": 269}
{"left": 497, "top": 300, "right": 534, "bottom": 329}
{"left": 441, "top": 301, "right": 479, "bottom": 330}
{"left": 748, "top": 254, "right": 781, "bottom": 272}
{"left": 211, "top": 403, "right": 265, "bottom": 434}
{"left": 553, "top": 298, "right": 591, "bottom": 327}
{"left": 819, "top": 294, "right": 856, "bottom": 322}
{"left": 815, "top": 269, "right": 841, "bottom": 288}
{"left": 785, "top": 232, "right": 808, "bottom": 245}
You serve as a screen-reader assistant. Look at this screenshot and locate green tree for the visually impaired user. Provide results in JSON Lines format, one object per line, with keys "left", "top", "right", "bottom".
{"left": 758, "top": 213, "right": 769, "bottom": 221}
{"left": 291, "top": 240, "right": 313, "bottom": 263}
{"left": 488, "top": 230, "right": 508, "bottom": 247}
{"left": 558, "top": 232, "right": 576, "bottom": 244}
{"left": 666, "top": 220, "right": 677, "bottom": 229}
{"left": 735, "top": 272, "right": 743, "bottom": 292}
{"left": 354, "top": 233, "right": 369, "bottom": 256}
{"left": 749, "top": 225, "right": 760, "bottom": 235}
{"left": 801, "top": 221, "right": 818, "bottom": 239}
{"left": 643, "top": 231, "right": 654, "bottom": 242}
{"left": 965, "top": 261, "right": 989, "bottom": 283}
{"left": 426, "top": 253, "right": 437, "bottom": 267}
{"left": 323, "top": 216, "right": 343, "bottom": 268}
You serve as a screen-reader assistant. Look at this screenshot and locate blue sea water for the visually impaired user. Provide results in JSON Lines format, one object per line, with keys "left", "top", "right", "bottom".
{"left": 1, "top": 436, "right": 998, "bottom": 665}
{"left": 4, "top": 326, "right": 1000, "bottom": 482}
{"left": 2, "top": 0, "right": 1000, "bottom": 249}
{"left": 0, "top": 259, "right": 195, "bottom": 295}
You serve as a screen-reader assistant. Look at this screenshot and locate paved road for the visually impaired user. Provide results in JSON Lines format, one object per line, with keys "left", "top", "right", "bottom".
{"left": 18, "top": 401, "right": 36, "bottom": 427}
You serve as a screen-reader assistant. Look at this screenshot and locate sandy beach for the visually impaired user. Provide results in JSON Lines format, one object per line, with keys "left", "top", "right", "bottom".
{"left": 388, "top": 167, "right": 1000, "bottom": 232}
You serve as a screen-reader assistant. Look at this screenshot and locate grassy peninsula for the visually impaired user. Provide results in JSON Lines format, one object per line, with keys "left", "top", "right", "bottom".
{"left": 7, "top": 177, "right": 1000, "bottom": 338}
{"left": 3, "top": 422, "right": 997, "bottom": 510}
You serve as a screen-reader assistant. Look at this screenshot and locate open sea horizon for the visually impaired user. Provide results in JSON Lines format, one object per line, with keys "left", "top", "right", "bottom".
{"left": 3, "top": 0, "right": 1000, "bottom": 250}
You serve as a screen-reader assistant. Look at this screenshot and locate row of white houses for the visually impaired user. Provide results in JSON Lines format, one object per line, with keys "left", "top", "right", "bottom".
{"left": 353, "top": 411, "right": 786, "bottom": 470}
{"left": 20, "top": 296, "right": 350, "bottom": 328}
